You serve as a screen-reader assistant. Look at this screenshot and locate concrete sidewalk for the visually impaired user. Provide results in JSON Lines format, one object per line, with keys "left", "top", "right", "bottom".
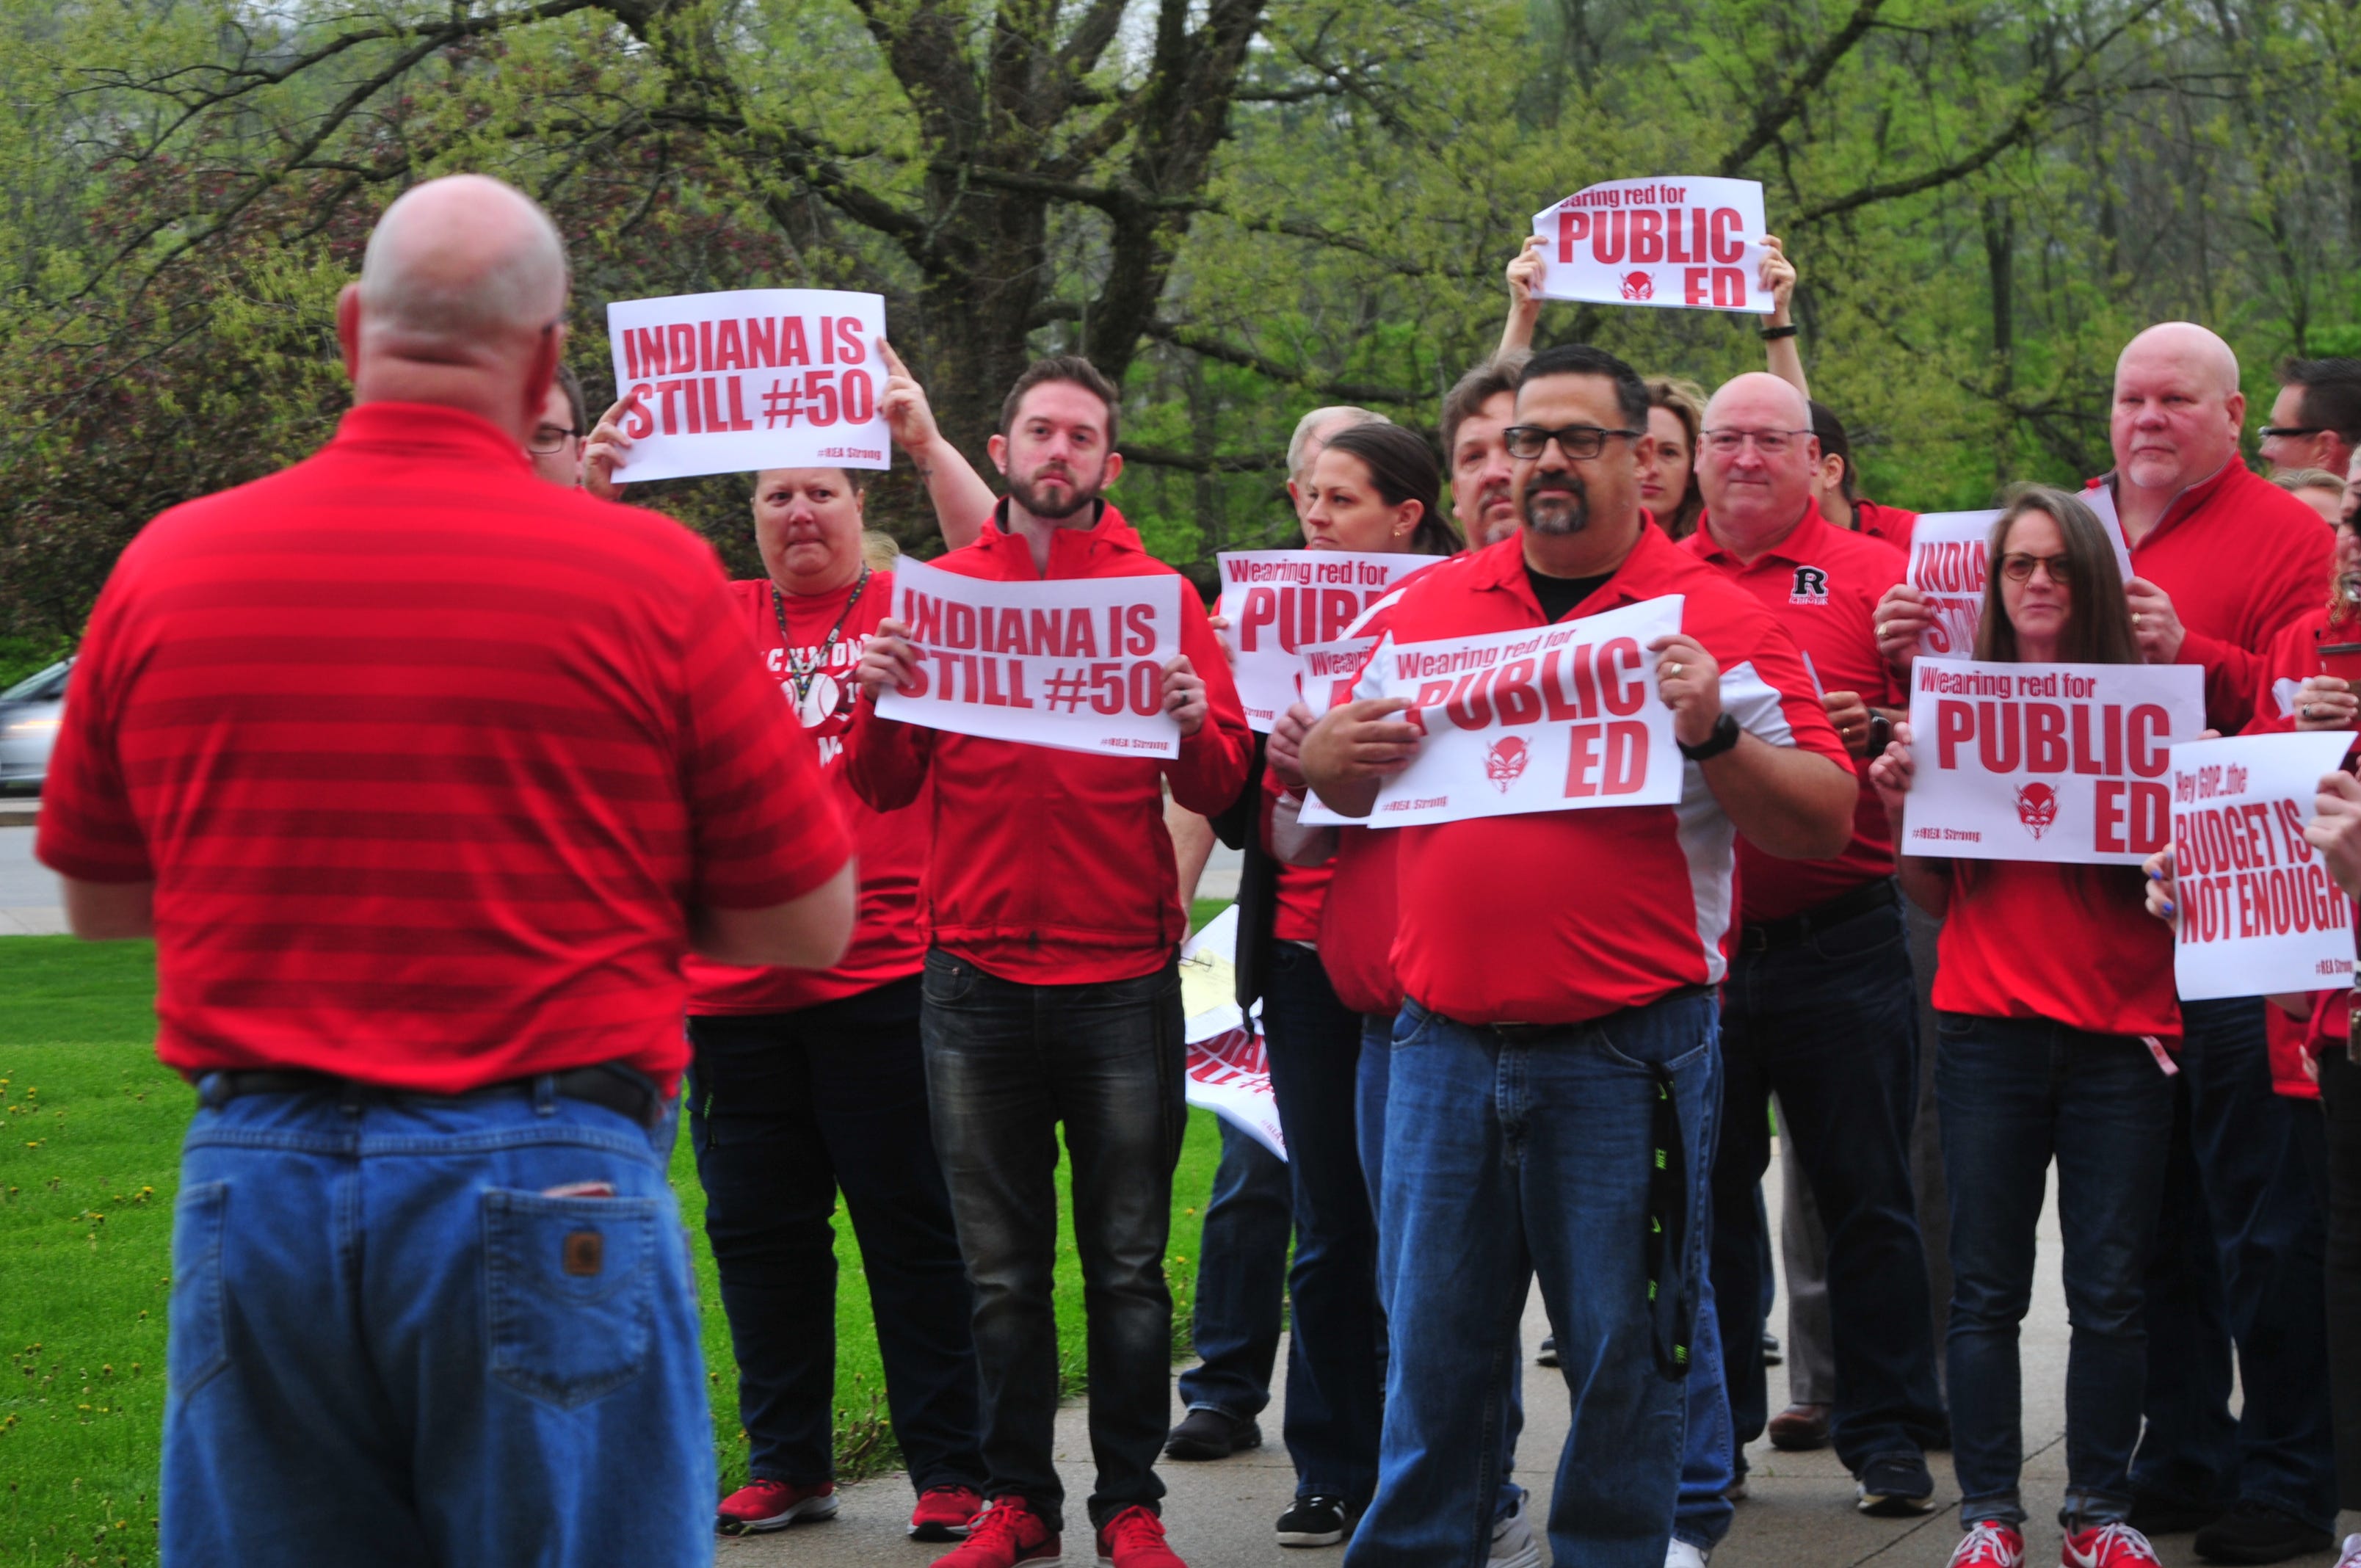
{"left": 717, "top": 1153, "right": 2351, "bottom": 1567}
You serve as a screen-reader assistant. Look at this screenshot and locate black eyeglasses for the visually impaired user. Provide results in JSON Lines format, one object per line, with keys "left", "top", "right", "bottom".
{"left": 1502, "top": 424, "right": 1642, "bottom": 461}
{"left": 2260, "top": 426, "right": 2329, "bottom": 440}
{"left": 527, "top": 424, "right": 581, "bottom": 454}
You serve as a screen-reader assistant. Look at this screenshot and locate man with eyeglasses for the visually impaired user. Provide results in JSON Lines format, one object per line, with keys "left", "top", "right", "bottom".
{"left": 1299, "top": 343, "right": 1856, "bottom": 1567}
{"left": 1680, "top": 371, "right": 1949, "bottom": 1520}
{"left": 2260, "top": 358, "right": 2361, "bottom": 482}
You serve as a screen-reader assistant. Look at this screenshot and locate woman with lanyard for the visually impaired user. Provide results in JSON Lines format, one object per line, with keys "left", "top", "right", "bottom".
{"left": 678, "top": 467, "right": 990, "bottom": 1542}
{"left": 1236, "top": 421, "right": 1462, "bottom": 1552}
{"left": 1868, "top": 488, "right": 2177, "bottom": 1568}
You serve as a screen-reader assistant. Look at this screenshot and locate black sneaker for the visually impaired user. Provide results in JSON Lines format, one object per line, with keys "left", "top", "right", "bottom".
{"left": 2127, "top": 1487, "right": 2227, "bottom": 1536}
{"left": 1164, "top": 1407, "right": 1262, "bottom": 1461}
{"left": 1762, "top": 1330, "right": 1783, "bottom": 1367}
{"left": 1275, "top": 1495, "right": 1353, "bottom": 1547}
{"left": 2191, "top": 1502, "right": 2335, "bottom": 1564}
{"left": 1854, "top": 1452, "right": 1936, "bottom": 1517}
{"left": 1535, "top": 1336, "right": 1559, "bottom": 1367}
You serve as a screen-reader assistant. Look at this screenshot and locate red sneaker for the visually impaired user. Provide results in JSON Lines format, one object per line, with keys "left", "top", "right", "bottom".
{"left": 1097, "top": 1504, "right": 1187, "bottom": 1568}
{"left": 2063, "top": 1522, "right": 2161, "bottom": 1567}
{"left": 1946, "top": 1522, "right": 2024, "bottom": 1567}
{"left": 932, "top": 1497, "right": 1061, "bottom": 1568}
{"left": 911, "top": 1484, "right": 987, "bottom": 1541}
{"left": 714, "top": 1477, "right": 838, "bottom": 1534}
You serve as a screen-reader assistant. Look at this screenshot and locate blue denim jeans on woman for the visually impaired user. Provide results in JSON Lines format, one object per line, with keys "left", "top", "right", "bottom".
{"left": 1176, "top": 1117, "right": 1291, "bottom": 1421}
{"left": 1344, "top": 989, "right": 1718, "bottom": 1568}
{"left": 163, "top": 1075, "right": 713, "bottom": 1567}
{"left": 1936, "top": 1013, "right": 2175, "bottom": 1529}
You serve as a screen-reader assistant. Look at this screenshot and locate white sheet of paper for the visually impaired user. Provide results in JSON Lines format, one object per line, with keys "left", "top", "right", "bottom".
{"left": 1906, "top": 510, "right": 2003, "bottom": 661}
{"left": 2169, "top": 731, "right": 2359, "bottom": 1001}
{"left": 606, "top": 288, "right": 889, "bottom": 482}
{"left": 1531, "top": 177, "right": 1772, "bottom": 315}
{"left": 1216, "top": 551, "right": 1435, "bottom": 731}
{"left": 874, "top": 557, "right": 1183, "bottom": 758}
{"left": 1179, "top": 905, "right": 1285, "bottom": 1158}
{"left": 1900, "top": 659, "right": 2205, "bottom": 864}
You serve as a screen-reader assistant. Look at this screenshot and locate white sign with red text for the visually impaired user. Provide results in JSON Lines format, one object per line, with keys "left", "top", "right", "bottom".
{"left": 874, "top": 556, "right": 1181, "bottom": 758}
{"left": 606, "top": 289, "right": 889, "bottom": 482}
{"left": 1901, "top": 660, "right": 2205, "bottom": 863}
{"left": 1531, "top": 178, "right": 1772, "bottom": 315}
{"left": 1313, "top": 596, "right": 1686, "bottom": 827}
{"left": 1180, "top": 905, "right": 1285, "bottom": 1159}
{"left": 1907, "top": 504, "right": 2135, "bottom": 661}
{"left": 1216, "top": 551, "right": 1434, "bottom": 730}
{"left": 1297, "top": 636, "right": 1378, "bottom": 716}
{"left": 2169, "top": 732, "right": 2357, "bottom": 1001}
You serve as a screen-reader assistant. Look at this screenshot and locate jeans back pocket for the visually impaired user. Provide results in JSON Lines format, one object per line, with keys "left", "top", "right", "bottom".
{"left": 482, "top": 1189, "right": 660, "bottom": 1409}
{"left": 167, "top": 1181, "right": 231, "bottom": 1400}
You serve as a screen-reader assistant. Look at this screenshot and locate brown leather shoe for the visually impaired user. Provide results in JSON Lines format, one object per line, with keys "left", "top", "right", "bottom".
{"left": 1767, "top": 1401, "right": 1832, "bottom": 1451}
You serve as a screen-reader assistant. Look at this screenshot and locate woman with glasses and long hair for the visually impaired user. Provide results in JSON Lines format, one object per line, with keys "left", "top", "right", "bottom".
{"left": 1868, "top": 487, "right": 2180, "bottom": 1568}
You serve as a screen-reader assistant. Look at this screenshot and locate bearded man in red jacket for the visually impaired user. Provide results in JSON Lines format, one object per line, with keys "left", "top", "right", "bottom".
{"left": 846, "top": 357, "right": 1251, "bottom": 1568}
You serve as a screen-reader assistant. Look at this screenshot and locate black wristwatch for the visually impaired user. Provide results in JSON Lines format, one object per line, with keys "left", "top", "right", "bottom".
{"left": 1678, "top": 710, "right": 1741, "bottom": 762}
{"left": 1866, "top": 712, "right": 1893, "bottom": 758}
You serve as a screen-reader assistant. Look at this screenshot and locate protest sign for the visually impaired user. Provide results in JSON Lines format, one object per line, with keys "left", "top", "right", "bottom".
{"left": 1299, "top": 636, "right": 1377, "bottom": 716}
{"left": 1311, "top": 596, "right": 1686, "bottom": 827}
{"left": 1907, "top": 503, "right": 2135, "bottom": 662}
{"left": 1900, "top": 660, "right": 2205, "bottom": 863}
{"left": 1216, "top": 551, "right": 1433, "bottom": 729}
{"left": 1531, "top": 178, "right": 1773, "bottom": 315}
{"left": 874, "top": 556, "right": 1182, "bottom": 758}
{"left": 1180, "top": 905, "right": 1284, "bottom": 1158}
{"left": 606, "top": 288, "right": 889, "bottom": 482}
{"left": 2169, "top": 731, "right": 2357, "bottom": 1001}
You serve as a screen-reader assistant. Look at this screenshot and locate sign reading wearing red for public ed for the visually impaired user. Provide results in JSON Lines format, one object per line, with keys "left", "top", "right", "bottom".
{"left": 1216, "top": 551, "right": 1433, "bottom": 730}
{"left": 1531, "top": 178, "right": 1773, "bottom": 315}
{"left": 2169, "top": 731, "right": 2357, "bottom": 1001}
{"left": 1901, "top": 660, "right": 2205, "bottom": 863}
{"left": 606, "top": 289, "right": 889, "bottom": 483}
{"left": 874, "top": 556, "right": 1183, "bottom": 758}
{"left": 1323, "top": 595, "right": 1686, "bottom": 827}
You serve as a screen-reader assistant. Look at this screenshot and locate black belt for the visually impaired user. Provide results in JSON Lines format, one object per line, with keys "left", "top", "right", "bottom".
{"left": 1736, "top": 878, "right": 1897, "bottom": 954}
{"left": 1479, "top": 983, "right": 1717, "bottom": 1044}
{"left": 192, "top": 1064, "right": 663, "bottom": 1128}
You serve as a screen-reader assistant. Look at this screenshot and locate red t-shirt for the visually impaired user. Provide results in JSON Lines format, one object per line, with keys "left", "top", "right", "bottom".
{"left": 1932, "top": 860, "right": 2177, "bottom": 1039}
{"left": 1854, "top": 500, "right": 1918, "bottom": 549}
{"left": 686, "top": 572, "right": 926, "bottom": 1015}
{"left": 1266, "top": 763, "right": 1333, "bottom": 944}
{"left": 1317, "top": 826, "right": 1400, "bottom": 1015}
{"left": 36, "top": 403, "right": 850, "bottom": 1094}
{"left": 1374, "top": 529, "right": 1853, "bottom": 1025}
{"left": 2093, "top": 460, "right": 2331, "bottom": 732}
{"left": 1683, "top": 507, "right": 1904, "bottom": 920}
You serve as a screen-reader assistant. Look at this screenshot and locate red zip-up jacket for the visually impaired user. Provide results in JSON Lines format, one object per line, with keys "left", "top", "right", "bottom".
{"left": 2091, "top": 458, "right": 2331, "bottom": 733}
{"left": 843, "top": 500, "right": 1252, "bottom": 984}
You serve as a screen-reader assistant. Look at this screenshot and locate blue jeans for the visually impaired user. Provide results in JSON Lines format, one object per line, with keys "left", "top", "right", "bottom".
{"left": 2133, "top": 995, "right": 2338, "bottom": 1531}
{"left": 1936, "top": 1015, "right": 2174, "bottom": 1529}
{"left": 1709, "top": 895, "right": 1945, "bottom": 1470}
{"left": 163, "top": 1075, "right": 711, "bottom": 1567}
{"left": 1676, "top": 1054, "right": 1736, "bottom": 1554}
{"left": 1357, "top": 1007, "right": 1526, "bottom": 1525}
{"left": 1262, "top": 944, "right": 1385, "bottom": 1506}
{"left": 686, "top": 977, "right": 982, "bottom": 1492}
{"left": 919, "top": 948, "right": 1186, "bottom": 1533}
{"left": 1177, "top": 1118, "right": 1291, "bottom": 1420}
{"left": 1346, "top": 990, "right": 1717, "bottom": 1568}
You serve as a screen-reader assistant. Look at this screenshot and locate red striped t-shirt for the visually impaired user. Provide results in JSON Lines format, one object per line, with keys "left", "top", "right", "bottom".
{"left": 36, "top": 402, "right": 850, "bottom": 1094}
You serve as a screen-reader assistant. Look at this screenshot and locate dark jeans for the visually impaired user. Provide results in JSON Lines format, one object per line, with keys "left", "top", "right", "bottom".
{"left": 1262, "top": 943, "right": 1385, "bottom": 1506}
{"left": 2133, "top": 996, "right": 2338, "bottom": 1532}
{"left": 2320, "top": 1049, "right": 2361, "bottom": 1511}
{"left": 920, "top": 948, "right": 1187, "bottom": 1533}
{"left": 1176, "top": 1118, "right": 1291, "bottom": 1421}
{"left": 686, "top": 979, "right": 982, "bottom": 1494}
{"left": 1936, "top": 1015, "right": 2174, "bottom": 1529}
{"left": 1709, "top": 893, "right": 1945, "bottom": 1471}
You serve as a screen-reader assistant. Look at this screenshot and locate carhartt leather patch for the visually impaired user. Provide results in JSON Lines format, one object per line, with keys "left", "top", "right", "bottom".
{"left": 562, "top": 1230, "right": 603, "bottom": 1277}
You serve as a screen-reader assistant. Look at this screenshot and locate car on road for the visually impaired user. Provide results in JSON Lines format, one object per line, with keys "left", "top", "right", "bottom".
{"left": 0, "top": 658, "right": 68, "bottom": 794}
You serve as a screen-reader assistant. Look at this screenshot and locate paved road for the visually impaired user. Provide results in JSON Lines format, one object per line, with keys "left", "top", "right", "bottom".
{"left": 716, "top": 1159, "right": 2351, "bottom": 1568}
{"left": 0, "top": 823, "right": 62, "bottom": 934}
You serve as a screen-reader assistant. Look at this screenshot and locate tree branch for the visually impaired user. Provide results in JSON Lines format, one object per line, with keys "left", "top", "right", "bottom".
{"left": 1716, "top": 0, "right": 1887, "bottom": 176}
{"left": 1139, "top": 318, "right": 1422, "bottom": 404}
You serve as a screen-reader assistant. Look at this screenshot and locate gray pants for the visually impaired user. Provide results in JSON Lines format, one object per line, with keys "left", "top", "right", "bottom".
{"left": 1781, "top": 900, "right": 1952, "bottom": 1404}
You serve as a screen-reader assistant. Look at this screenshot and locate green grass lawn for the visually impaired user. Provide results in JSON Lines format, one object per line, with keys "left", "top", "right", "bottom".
{"left": 1, "top": 911, "right": 1232, "bottom": 1567}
